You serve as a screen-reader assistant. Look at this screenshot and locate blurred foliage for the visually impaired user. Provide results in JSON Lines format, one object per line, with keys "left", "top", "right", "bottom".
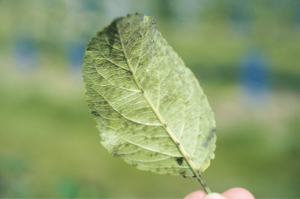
{"left": 0, "top": 0, "right": 300, "bottom": 198}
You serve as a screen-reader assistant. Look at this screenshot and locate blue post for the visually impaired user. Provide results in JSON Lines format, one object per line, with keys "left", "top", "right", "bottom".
{"left": 239, "top": 48, "right": 271, "bottom": 108}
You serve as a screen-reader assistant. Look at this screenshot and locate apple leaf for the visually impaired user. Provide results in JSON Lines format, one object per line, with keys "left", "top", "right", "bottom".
{"left": 82, "top": 13, "right": 216, "bottom": 192}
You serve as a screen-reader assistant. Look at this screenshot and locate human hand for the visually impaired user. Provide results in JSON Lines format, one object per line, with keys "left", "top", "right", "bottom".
{"left": 184, "top": 187, "right": 255, "bottom": 199}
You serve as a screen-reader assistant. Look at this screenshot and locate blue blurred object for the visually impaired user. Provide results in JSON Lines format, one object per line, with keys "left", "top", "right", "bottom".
{"left": 239, "top": 49, "right": 271, "bottom": 107}
{"left": 295, "top": 4, "right": 300, "bottom": 25}
{"left": 66, "top": 41, "right": 87, "bottom": 73}
{"left": 229, "top": 1, "right": 252, "bottom": 24}
{"left": 83, "top": 0, "right": 100, "bottom": 12}
{"left": 13, "top": 38, "right": 38, "bottom": 73}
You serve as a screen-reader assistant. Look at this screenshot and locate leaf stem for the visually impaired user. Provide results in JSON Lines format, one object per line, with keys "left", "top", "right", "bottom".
{"left": 196, "top": 170, "right": 211, "bottom": 194}
{"left": 172, "top": 137, "right": 211, "bottom": 193}
{"left": 176, "top": 142, "right": 211, "bottom": 194}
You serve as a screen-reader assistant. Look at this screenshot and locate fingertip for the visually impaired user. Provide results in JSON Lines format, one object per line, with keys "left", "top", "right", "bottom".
{"left": 222, "top": 187, "right": 255, "bottom": 199}
{"left": 203, "top": 193, "right": 227, "bottom": 199}
{"left": 184, "top": 190, "right": 207, "bottom": 199}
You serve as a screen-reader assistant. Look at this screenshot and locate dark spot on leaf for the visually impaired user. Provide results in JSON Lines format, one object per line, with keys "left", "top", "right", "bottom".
{"left": 181, "top": 171, "right": 187, "bottom": 178}
{"left": 203, "top": 128, "right": 216, "bottom": 147}
{"left": 105, "top": 21, "right": 118, "bottom": 55}
{"left": 91, "top": 111, "right": 100, "bottom": 116}
{"left": 176, "top": 157, "right": 184, "bottom": 166}
{"left": 112, "top": 146, "right": 121, "bottom": 157}
{"left": 112, "top": 152, "right": 121, "bottom": 157}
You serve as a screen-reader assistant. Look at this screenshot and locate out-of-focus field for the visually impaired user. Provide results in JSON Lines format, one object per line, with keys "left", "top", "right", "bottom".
{"left": 1, "top": 0, "right": 300, "bottom": 198}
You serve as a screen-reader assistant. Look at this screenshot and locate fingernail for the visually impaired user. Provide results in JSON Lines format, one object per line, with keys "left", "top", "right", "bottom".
{"left": 203, "top": 193, "right": 226, "bottom": 199}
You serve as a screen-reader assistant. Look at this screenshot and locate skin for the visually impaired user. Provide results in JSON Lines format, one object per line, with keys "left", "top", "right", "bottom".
{"left": 184, "top": 187, "right": 255, "bottom": 199}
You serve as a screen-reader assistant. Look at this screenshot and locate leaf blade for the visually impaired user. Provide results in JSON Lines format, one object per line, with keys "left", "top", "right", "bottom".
{"left": 83, "top": 13, "right": 216, "bottom": 179}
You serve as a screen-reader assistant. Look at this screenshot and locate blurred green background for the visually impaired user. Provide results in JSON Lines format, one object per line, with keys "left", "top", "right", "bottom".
{"left": 1, "top": 0, "right": 300, "bottom": 198}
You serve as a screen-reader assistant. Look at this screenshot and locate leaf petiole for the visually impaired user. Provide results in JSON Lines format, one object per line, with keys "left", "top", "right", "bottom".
{"left": 196, "top": 170, "right": 211, "bottom": 194}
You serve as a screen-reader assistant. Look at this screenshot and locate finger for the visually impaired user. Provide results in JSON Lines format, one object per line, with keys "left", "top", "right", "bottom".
{"left": 184, "top": 190, "right": 207, "bottom": 199}
{"left": 222, "top": 187, "right": 255, "bottom": 199}
{"left": 203, "top": 193, "right": 227, "bottom": 199}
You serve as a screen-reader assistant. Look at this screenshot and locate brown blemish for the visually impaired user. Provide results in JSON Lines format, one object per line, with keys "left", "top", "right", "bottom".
{"left": 176, "top": 157, "right": 184, "bottom": 166}
{"left": 91, "top": 111, "right": 100, "bottom": 116}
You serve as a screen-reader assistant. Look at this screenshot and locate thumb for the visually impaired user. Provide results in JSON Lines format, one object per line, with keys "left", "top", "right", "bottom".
{"left": 203, "top": 193, "right": 227, "bottom": 199}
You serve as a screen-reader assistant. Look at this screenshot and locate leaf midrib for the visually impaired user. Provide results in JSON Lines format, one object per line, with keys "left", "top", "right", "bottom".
{"left": 116, "top": 20, "right": 200, "bottom": 176}
{"left": 117, "top": 22, "right": 171, "bottom": 143}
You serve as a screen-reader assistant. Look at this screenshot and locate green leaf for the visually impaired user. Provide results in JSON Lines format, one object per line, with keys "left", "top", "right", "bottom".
{"left": 82, "top": 13, "right": 216, "bottom": 187}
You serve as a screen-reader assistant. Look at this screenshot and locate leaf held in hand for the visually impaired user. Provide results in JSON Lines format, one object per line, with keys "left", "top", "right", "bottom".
{"left": 82, "top": 13, "right": 216, "bottom": 180}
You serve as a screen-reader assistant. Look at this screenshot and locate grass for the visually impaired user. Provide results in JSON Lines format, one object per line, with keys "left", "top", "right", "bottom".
{"left": 1, "top": 60, "right": 300, "bottom": 198}
{"left": 1, "top": 1, "right": 300, "bottom": 197}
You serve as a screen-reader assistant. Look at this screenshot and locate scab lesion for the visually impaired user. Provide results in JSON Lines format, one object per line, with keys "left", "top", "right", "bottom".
{"left": 203, "top": 128, "right": 216, "bottom": 147}
{"left": 176, "top": 157, "right": 184, "bottom": 166}
{"left": 112, "top": 146, "right": 123, "bottom": 157}
{"left": 180, "top": 171, "right": 196, "bottom": 178}
{"left": 112, "top": 152, "right": 122, "bottom": 157}
{"left": 149, "top": 152, "right": 159, "bottom": 157}
{"left": 91, "top": 111, "right": 100, "bottom": 116}
{"left": 180, "top": 171, "right": 187, "bottom": 178}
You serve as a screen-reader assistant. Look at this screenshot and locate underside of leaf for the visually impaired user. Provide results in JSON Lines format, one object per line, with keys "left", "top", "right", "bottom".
{"left": 82, "top": 13, "right": 216, "bottom": 178}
